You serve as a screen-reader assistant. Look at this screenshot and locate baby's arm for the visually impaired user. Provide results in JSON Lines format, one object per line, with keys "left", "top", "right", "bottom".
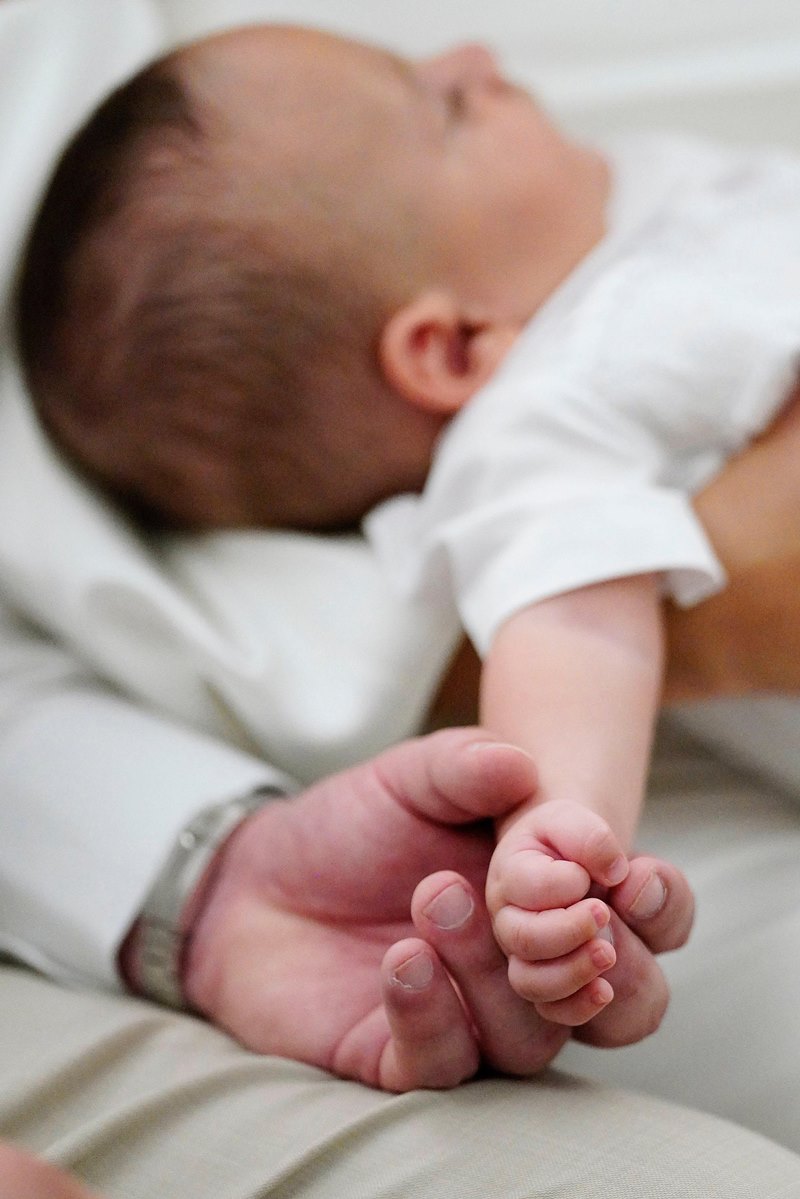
{"left": 482, "top": 573, "right": 665, "bottom": 1025}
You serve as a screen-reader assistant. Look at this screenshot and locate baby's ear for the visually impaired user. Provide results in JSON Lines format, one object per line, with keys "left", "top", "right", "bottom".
{"left": 379, "top": 291, "right": 513, "bottom": 414}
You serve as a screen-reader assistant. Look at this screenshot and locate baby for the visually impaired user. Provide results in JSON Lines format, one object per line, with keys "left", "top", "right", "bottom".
{"left": 17, "top": 23, "right": 800, "bottom": 1029}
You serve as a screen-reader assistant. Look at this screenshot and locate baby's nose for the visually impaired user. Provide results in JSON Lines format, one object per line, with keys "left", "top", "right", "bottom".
{"left": 449, "top": 42, "right": 502, "bottom": 84}
{"left": 421, "top": 42, "right": 504, "bottom": 91}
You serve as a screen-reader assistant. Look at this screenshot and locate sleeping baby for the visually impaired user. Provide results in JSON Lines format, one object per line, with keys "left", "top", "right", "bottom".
{"left": 16, "top": 23, "right": 800, "bottom": 1030}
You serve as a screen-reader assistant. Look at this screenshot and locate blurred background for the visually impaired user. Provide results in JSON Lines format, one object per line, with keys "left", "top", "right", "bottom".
{"left": 161, "top": 0, "right": 800, "bottom": 147}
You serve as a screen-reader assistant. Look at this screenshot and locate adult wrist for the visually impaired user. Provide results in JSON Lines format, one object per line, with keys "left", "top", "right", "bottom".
{"left": 118, "top": 786, "right": 285, "bottom": 1008}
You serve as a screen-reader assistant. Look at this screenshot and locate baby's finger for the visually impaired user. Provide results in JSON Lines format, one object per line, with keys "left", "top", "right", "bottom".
{"left": 529, "top": 800, "right": 629, "bottom": 889}
{"left": 535, "top": 976, "right": 615, "bottom": 1026}
{"left": 507, "top": 935, "right": 616, "bottom": 1004}
{"left": 493, "top": 897, "right": 610, "bottom": 962}
{"left": 486, "top": 849, "right": 590, "bottom": 913}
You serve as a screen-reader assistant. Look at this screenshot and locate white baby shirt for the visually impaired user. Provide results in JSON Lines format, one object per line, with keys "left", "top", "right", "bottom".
{"left": 367, "top": 133, "right": 800, "bottom": 654}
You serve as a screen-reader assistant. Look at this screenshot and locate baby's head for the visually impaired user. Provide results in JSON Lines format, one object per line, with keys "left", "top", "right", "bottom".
{"left": 15, "top": 24, "right": 606, "bottom": 530}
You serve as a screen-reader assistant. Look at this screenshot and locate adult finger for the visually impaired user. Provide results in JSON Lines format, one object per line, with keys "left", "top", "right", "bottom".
{"left": 370, "top": 727, "right": 539, "bottom": 824}
{"left": 377, "top": 938, "right": 481, "bottom": 1091}
{"left": 607, "top": 855, "right": 695, "bottom": 952}
{"left": 573, "top": 911, "right": 669, "bottom": 1047}
{"left": 0, "top": 1143, "right": 100, "bottom": 1199}
{"left": 411, "top": 871, "right": 570, "bottom": 1075}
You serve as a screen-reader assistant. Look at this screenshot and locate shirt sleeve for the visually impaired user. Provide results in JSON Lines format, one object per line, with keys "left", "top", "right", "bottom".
{"left": 0, "top": 600, "right": 291, "bottom": 989}
{"left": 450, "top": 488, "right": 725, "bottom": 655}
{"left": 369, "top": 344, "right": 727, "bottom": 657}
{"left": 368, "top": 335, "right": 729, "bottom": 654}
{"left": 370, "top": 458, "right": 725, "bottom": 658}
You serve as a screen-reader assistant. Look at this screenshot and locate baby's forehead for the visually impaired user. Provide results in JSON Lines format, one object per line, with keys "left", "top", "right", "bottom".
{"left": 173, "top": 25, "right": 433, "bottom": 195}
{"left": 176, "top": 24, "right": 417, "bottom": 112}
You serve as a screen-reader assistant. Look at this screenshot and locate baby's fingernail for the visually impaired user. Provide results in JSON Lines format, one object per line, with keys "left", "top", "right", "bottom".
{"left": 392, "top": 953, "right": 434, "bottom": 991}
{"left": 628, "top": 872, "right": 667, "bottom": 920}
{"left": 606, "top": 855, "right": 629, "bottom": 886}
{"left": 591, "top": 940, "right": 616, "bottom": 970}
{"left": 423, "top": 883, "right": 474, "bottom": 930}
{"left": 591, "top": 977, "right": 614, "bottom": 1007}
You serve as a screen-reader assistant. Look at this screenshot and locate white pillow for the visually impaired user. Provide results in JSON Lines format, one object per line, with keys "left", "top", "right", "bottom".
{"left": 0, "top": 0, "right": 165, "bottom": 315}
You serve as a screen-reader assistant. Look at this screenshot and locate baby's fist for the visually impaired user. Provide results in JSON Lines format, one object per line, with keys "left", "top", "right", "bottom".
{"left": 487, "top": 800, "right": 628, "bottom": 1025}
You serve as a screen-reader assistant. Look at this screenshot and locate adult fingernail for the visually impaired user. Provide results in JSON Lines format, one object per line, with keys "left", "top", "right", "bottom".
{"left": 392, "top": 953, "right": 434, "bottom": 991}
{"left": 424, "top": 883, "right": 474, "bottom": 930}
{"left": 468, "top": 738, "right": 529, "bottom": 756}
{"left": 628, "top": 872, "right": 667, "bottom": 920}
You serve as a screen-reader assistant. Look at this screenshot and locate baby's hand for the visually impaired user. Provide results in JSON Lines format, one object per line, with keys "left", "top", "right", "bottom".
{"left": 486, "top": 800, "right": 629, "bottom": 1026}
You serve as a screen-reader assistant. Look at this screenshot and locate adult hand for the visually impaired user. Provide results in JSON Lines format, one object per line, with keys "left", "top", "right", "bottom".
{"left": 665, "top": 383, "right": 800, "bottom": 700}
{"left": 177, "top": 728, "right": 693, "bottom": 1090}
{"left": 181, "top": 728, "right": 570, "bottom": 1090}
{"left": 0, "top": 1143, "right": 99, "bottom": 1199}
{"left": 575, "top": 854, "right": 694, "bottom": 1047}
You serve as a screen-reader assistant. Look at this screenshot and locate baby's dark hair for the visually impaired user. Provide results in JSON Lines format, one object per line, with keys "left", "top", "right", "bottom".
{"left": 14, "top": 47, "right": 433, "bottom": 530}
